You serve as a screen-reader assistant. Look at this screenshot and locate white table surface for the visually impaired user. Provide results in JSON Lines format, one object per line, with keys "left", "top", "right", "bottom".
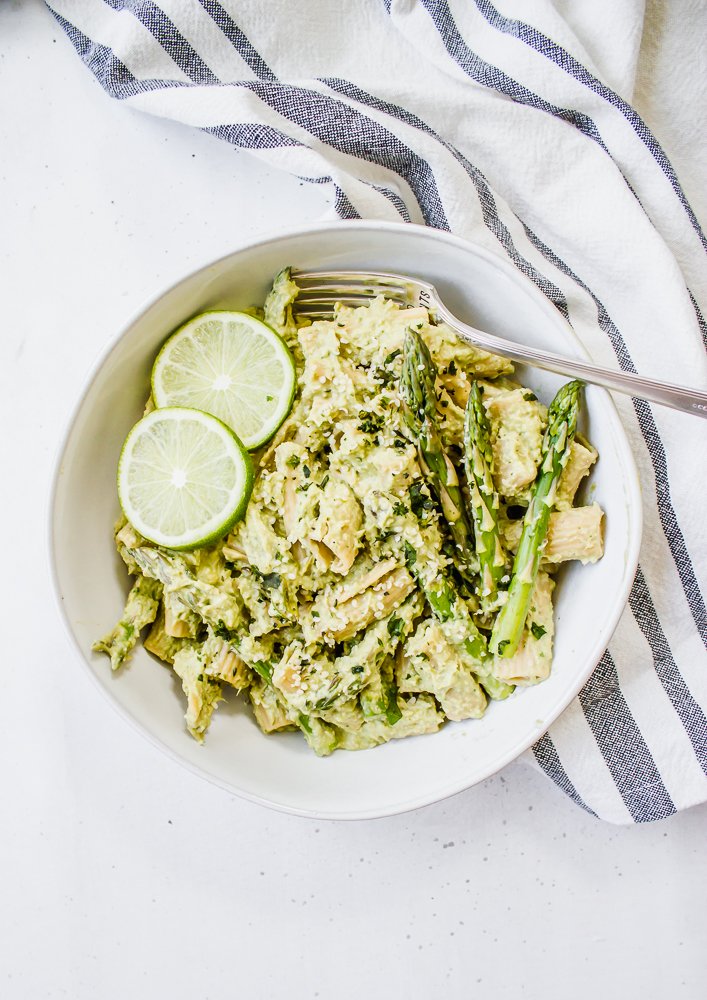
{"left": 3, "top": 3, "right": 706, "bottom": 998}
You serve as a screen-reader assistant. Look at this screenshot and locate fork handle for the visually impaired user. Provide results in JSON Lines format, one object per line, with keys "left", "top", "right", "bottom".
{"left": 434, "top": 302, "right": 707, "bottom": 419}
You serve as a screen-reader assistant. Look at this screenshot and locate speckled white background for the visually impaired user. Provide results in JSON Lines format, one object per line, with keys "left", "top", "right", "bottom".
{"left": 2, "top": 2, "right": 706, "bottom": 998}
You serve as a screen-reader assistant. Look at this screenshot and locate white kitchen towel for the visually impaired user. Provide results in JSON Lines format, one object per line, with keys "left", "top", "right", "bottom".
{"left": 47, "top": 0, "right": 707, "bottom": 823}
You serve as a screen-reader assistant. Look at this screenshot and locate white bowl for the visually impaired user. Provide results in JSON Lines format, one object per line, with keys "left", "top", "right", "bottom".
{"left": 50, "top": 221, "right": 641, "bottom": 819}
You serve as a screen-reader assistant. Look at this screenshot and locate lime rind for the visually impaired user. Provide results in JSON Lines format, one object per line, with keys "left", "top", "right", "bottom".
{"left": 118, "top": 407, "right": 254, "bottom": 551}
{"left": 151, "top": 311, "right": 296, "bottom": 450}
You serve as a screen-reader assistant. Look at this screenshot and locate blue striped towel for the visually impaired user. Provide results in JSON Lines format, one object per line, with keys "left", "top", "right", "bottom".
{"left": 48, "top": 0, "right": 707, "bottom": 823}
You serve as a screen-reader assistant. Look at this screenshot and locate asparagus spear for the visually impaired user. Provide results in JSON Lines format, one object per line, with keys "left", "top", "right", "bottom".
{"left": 463, "top": 381, "right": 508, "bottom": 605}
{"left": 401, "top": 329, "right": 478, "bottom": 581}
{"left": 490, "top": 380, "right": 583, "bottom": 658}
{"left": 403, "top": 543, "right": 513, "bottom": 701}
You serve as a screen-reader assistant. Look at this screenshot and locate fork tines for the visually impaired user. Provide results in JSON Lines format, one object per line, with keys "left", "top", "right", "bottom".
{"left": 291, "top": 270, "right": 408, "bottom": 317}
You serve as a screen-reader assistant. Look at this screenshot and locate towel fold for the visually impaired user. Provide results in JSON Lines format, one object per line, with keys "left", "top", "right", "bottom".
{"left": 48, "top": 0, "right": 707, "bottom": 822}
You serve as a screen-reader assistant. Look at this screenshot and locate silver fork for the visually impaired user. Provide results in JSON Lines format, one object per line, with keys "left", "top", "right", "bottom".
{"left": 291, "top": 269, "right": 707, "bottom": 419}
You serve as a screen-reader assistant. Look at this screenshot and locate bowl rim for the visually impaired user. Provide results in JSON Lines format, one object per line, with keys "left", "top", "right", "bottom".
{"left": 48, "top": 218, "right": 643, "bottom": 820}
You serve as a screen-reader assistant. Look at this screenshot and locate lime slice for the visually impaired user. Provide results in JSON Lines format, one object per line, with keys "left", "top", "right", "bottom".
{"left": 151, "top": 311, "right": 296, "bottom": 450}
{"left": 118, "top": 407, "right": 254, "bottom": 550}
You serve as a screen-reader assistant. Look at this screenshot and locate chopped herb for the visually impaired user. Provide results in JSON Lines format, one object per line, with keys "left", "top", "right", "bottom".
{"left": 392, "top": 501, "right": 408, "bottom": 516}
{"left": 357, "top": 411, "right": 385, "bottom": 435}
{"left": 447, "top": 359, "right": 457, "bottom": 376}
{"left": 387, "top": 616, "right": 404, "bottom": 638}
{"left": 260, "top": 572, "right": 281, "bottom": 589}
{"left": 351, "top": 665, "right": 364, "bottom": 674}
{"left": 266, "top": 394, "right": 274, "bottom": 402}
{"left": 384, "top": 349, "right": 401, "bottom": 366}
{"left": 320, "top": 474, "right": 330, "bottom": 488}
{"left": 286, "top": 455, "right": 300, "bottom": 468}
{"left": 409, "top": 481, "right": 436, "bottom": 517}
{"left": 375, "top": 368, "right": 396, "bottom": 387}
{"left": 530, "top": 622, "right": 547, "bottom": 640}
{"left": 302, "top": 464, "right": 311, "bottom": 478}
{"left": 213, "top": 620, "right": 237, "bottom": 641}
{"left": 403, "top": 541, "right": 417, "bottom": 567}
